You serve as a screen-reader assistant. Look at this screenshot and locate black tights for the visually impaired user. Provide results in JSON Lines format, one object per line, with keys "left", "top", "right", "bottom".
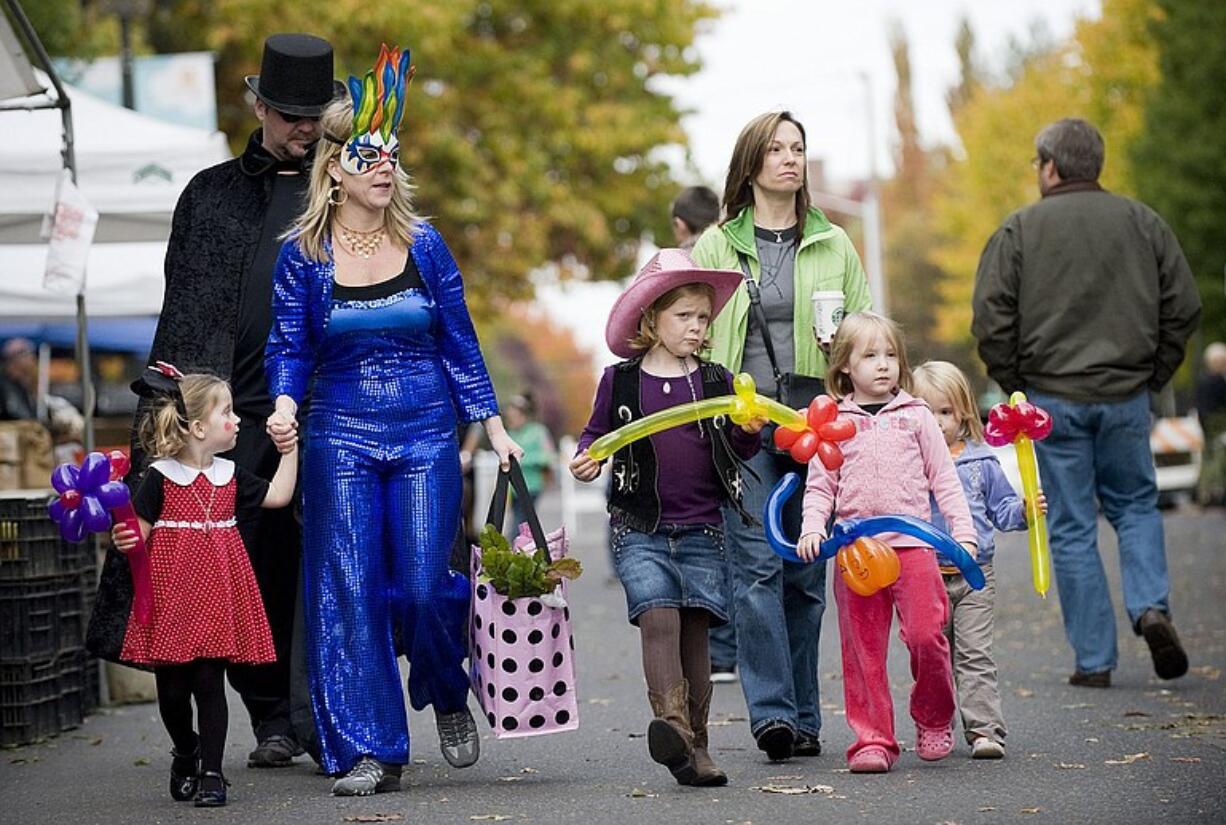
{"left": 638, "top": 607, "right": 712, "bottom": 706}
{"left": 156, "top": 659, "right": 228, "bottom": 774}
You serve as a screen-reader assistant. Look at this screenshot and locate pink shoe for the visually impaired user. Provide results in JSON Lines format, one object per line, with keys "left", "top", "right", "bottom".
{"left": 915, "top": 724, "right": 954, "bottom": 761}
{"left": 848, "top": 746, "right": 891, "bottom": 773}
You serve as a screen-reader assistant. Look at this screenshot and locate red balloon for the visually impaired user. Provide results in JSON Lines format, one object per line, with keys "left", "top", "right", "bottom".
{"left": 774, "top": 426, "right": 801, "bottom": 450}
{"left": 983, "top": 419, "right": 1013, "bottom": 448}
{"left": 807, "top": 395, "right": 838, "bottom": 430}
{"left": 987, "top": 403, "right": 1019, "bottom": 433}
{"left": 1028, "top": 407, "right": 1053, "bottom": 441}
{"left": 816, "top": 439, "right": 844, "bottom": 471}
{"left": 61, "top": 489, "right": 82, "bottom": 510}
{"left": 108, "top": 449, "right": 131, "bottom": 481}
{"left": 818, "top": 418, "right": 855, "bottom": 442}
{"left": 790, "top": 431, "right": 819, "bottom": 463}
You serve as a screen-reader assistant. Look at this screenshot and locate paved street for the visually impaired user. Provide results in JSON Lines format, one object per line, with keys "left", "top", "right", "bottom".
{"left": 2, "top": 500, "right": 1224, "bottom": 825}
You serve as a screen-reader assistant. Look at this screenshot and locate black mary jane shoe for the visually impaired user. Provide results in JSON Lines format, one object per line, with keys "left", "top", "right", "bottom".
{"left": 169, "top": 743, "right": 200, "bottom": 802}
{"left": 193, "top": 771, "right": 229, "bottom": 808}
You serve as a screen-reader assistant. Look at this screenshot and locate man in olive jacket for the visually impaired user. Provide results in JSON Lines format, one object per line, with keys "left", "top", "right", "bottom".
{"left": 972, "top": 118, "right": 1201, "bottom": 688}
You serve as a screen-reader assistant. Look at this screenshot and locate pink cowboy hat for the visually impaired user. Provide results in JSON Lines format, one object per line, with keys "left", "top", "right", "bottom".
{"left": 604, "top": 248, "right": 743, "bottom": 358}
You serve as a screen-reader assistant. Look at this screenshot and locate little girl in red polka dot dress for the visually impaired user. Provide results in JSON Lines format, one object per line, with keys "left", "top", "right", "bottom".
{"left": 112, "top": 364, "right": 298, "bottom": 808}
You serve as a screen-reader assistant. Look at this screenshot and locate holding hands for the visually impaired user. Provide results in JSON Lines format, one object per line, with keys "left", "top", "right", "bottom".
{"left": 266, "top": 395, "right": 299, "bottom": 454}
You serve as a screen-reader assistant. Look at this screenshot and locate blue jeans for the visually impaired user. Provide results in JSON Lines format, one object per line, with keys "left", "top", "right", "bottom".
{"left": 708, "top": 552, "right": 738, "bottom": 668}
{"left": 723, "top": 447, "right": 826, "bottom": 738}
{"left": 1029, "top": 390, "right": 1170, "bottom": 675}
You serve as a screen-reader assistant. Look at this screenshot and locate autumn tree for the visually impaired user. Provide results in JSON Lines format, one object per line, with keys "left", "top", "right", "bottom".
{"left": 1131, "top": 0, "right": 1226, "bottom": 345}
{"left": 929, "top": 0, "right": 1160, "bottom": 349}
{"left": 55, "top": 0, "right": 717, "bottom": 314}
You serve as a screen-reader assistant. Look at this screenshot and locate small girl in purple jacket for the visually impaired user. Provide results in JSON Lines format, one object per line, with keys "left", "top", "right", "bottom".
{"left": 570, "top": 250, "right": 765, "bottom": 787}
{"left": 796, "top": 312, "right": 977, "bottom": 774}
{"left": 913, "top": 361, "right": 1046, "bottom": 761}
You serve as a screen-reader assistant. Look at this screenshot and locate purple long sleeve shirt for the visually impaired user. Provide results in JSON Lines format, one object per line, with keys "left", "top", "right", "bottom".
{"left": 576, "top": 366, "right": 760, "bottom": 525}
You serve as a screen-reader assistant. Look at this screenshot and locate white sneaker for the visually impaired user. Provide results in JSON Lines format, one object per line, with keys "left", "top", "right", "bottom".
{"left": 710, "top": 664, "right": 738, "bottom": 684}
{"left": 971, "top": 737, "right": 1005, "bottom": 759}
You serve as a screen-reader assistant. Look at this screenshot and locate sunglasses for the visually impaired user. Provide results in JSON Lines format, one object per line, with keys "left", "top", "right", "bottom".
{"left": 274, "top": 109, "right": 321, "bottom": 124}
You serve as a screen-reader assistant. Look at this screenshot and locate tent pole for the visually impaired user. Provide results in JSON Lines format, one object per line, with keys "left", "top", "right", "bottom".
{"left": 4, "top": 0, "right": 91, "bottom": 451}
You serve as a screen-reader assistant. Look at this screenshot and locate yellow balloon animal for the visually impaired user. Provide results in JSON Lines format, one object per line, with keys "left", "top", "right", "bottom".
{"left": 586, "top": 373, "right": 806, "bottom": 462}
{"left": 984, "top": 391, "right": 1054, "bottom": 597}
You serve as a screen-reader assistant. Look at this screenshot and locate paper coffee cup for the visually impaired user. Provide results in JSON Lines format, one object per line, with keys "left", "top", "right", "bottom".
{"left": 812, "top": 291, "right": 845, "bottom": 344}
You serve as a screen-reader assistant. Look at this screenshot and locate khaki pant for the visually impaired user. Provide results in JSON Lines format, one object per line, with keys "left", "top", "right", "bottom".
{"left": 942, "top": 565, "right": 1005, "bottom": 744}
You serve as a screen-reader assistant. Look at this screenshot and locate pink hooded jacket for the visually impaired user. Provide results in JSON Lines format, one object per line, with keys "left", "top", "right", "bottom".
{"left": 801, "top": 390, "right": 976, "bottom": 549}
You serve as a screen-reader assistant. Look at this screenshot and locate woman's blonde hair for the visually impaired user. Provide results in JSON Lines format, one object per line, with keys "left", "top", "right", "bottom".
{"left": 288, "top": 98, "right": 422, "bottom": 262}
{"left": 627, "top": 283, "right": 715, "bottom": 353}
{"left": 720, "top": 111, "right": 811, "bottom": 232}
{"left": 912, "top": 361, "right": 985, "bottom": 442}
{"left": 825, "top": 311, "right": 913, "bottom": 400}
{"left": 137, "top": 374, "right": 230, "bottom": 460}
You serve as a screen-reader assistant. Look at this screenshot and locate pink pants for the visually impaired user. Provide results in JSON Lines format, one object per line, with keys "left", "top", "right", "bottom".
{"left": 833, "top": 546, "right": 955, "bottom": 764}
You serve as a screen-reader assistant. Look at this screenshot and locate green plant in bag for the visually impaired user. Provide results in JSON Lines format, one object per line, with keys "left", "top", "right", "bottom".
{"left": 477, "top": 524, "right": 583, "bottom": 599}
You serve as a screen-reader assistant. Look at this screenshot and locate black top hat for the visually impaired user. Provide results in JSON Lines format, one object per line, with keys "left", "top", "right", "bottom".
{"left": 244, "top": 33, "right": 345, "bottom": 117}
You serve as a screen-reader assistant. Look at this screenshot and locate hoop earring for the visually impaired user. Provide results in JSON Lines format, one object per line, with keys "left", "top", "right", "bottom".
{"left": 328, "top": 183, "right": 348, "bottom": 207}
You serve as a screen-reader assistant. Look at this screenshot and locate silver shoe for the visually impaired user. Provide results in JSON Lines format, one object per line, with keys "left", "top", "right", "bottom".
{"left": 436, "top": 707, "right": 480, "bottom": 768}
{"left": 331, "top": 756, "right": 401, "bottom": 796}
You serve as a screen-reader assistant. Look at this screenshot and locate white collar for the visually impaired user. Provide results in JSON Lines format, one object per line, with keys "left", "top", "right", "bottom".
{"left": 151, "top": 457, "right": 236, "bottom": 487}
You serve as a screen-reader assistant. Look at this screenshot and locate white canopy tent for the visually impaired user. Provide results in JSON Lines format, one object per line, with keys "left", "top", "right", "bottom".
{"left": 0, "top": 71, "right": 230, "bottom": 319}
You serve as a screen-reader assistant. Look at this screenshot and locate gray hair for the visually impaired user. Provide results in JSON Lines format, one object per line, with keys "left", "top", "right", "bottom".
{"left": 1035, "top": 118, "right": 1105, "bottom": 182}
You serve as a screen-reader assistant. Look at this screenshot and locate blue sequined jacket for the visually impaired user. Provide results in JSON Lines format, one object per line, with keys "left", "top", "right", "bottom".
{"left": 265, "top": 222, "right": 499, "bottom": 423}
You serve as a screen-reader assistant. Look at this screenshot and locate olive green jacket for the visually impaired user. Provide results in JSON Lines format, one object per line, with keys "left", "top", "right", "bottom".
{"left": 691, "top": 205, "right": 872, "bottom": 378}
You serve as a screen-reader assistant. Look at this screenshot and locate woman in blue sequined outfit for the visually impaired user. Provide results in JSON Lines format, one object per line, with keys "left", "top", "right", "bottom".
{"left": 265, "top": 44, "right": 521, "bottom": 796}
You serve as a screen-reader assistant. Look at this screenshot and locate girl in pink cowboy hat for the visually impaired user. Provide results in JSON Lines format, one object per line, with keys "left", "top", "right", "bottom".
{"left": 570, "top": 249, "right": 767, "bottom": 786}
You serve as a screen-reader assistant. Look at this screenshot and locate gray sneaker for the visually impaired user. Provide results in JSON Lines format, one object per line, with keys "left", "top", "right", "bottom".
{"left": 330, "top": 756, "right": 401, "bottom": 796}
{"left": 247, "top": 734, "right": 303, "bottom": 768}
{"left": 436, "top": 707, "right": 480, "bottom": 768}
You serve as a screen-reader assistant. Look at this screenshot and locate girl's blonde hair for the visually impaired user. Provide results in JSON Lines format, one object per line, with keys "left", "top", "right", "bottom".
{"left": 137, "top": 374, "right": 230, "bottom": 460}
{"left": 627, "top": 283, "right": 715, "bottom": 353}
{"left": 287, "top": 98, "right": 422, "bottom": 262}
{"left": 825, "top": 311, "right": 913, "bottom": 400}
{"left": 912, "top": 361, "right": 985, "bottom": 442}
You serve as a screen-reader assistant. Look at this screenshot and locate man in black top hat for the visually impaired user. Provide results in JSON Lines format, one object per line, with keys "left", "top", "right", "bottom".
{"left": 133, "top": 32, "right": 343, "bottom": 768}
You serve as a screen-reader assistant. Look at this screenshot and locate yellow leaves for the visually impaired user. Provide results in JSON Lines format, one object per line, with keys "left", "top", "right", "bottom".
{"left": 1105, "top": 752, "right": 1151, "bottom": 765}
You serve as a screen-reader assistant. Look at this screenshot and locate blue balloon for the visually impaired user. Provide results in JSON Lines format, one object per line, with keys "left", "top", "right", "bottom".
{"left": 764, "top": 473, "right": 985, "bottom": 590}
{"left": 78, "top": 451, "right": 111, "bottom": 493}
{"left": 95, "top": 481, "right": 131, "bottom": 510}
{"left": 81, "top": 496, "right": 112, "bottom": 534}
{"left": 50, "top": 463, "right": 80, "bottom": 494}
{"left": 48, "top": 496, "right": 67, "bottom": 524}
{"left": 61, "top": 506, "right": 87, "bottom": 543}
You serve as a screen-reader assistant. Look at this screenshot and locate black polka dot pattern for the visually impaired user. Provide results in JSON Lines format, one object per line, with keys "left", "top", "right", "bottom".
{"left": 470, "top": 579, "right": 579, "bottom": 736}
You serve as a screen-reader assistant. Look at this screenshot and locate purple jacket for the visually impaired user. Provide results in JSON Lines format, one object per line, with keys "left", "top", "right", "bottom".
{"left": 930, "top": 440, "right": 1026, "bottom": 566}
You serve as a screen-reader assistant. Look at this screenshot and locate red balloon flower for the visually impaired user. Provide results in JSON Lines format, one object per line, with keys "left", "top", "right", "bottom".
{"left": 773, "top": 395, "right": 856, "bottom": 469}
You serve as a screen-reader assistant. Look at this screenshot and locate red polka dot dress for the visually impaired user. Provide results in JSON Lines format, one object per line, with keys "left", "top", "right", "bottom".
{"left": 120, "top": 458, "right": 276, "bottom": 666}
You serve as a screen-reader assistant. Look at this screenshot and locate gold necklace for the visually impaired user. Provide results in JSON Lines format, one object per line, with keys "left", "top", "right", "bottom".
{"left": 335, "top": 217, "right": 387, "bottom": 259}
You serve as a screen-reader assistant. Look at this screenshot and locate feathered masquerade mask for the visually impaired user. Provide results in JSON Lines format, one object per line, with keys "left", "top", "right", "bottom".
{"left": 326, "top": 44, "right": 415, "bottom": 175}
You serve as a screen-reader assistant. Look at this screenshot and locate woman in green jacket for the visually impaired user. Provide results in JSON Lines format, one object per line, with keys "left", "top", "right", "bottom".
{"left": 690, "top": 110, "right": 871, "bottom": 761}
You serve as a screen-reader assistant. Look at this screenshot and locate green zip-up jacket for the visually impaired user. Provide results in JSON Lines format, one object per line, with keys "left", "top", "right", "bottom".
{"left": 691, "top": 205, "right": 872, "bottom": 377}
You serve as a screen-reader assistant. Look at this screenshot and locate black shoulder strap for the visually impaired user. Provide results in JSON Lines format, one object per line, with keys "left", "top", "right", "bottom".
{"left": 736, "top": 251, "right": 784, "bottom": 389}
{"left": 485, "top": 457, "right": 550, "bottom": 553}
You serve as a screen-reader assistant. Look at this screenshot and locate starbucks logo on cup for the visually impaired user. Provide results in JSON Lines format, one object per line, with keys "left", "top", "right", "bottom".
{"left": 831, "top": 307, "right": 845, "bottom": 325}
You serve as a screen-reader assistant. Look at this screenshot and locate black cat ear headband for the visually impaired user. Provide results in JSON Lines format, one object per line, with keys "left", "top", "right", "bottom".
{"left": 130, "top": 361, "right": 188, "bottom": 422}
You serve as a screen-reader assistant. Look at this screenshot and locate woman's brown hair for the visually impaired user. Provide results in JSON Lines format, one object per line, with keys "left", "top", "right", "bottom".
{"left": 720, "top": 111, "right": 811, "bottom": 234}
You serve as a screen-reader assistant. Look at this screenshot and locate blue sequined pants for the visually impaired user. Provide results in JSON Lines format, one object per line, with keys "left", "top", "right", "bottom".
{"left": 302, "top": 372, "right": 470, "bottom": 775}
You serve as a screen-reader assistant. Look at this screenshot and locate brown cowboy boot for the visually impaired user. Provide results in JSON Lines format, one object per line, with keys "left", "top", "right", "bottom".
{"left": 687, "top": 683, "right": 728, "bottom": 786}
{"left": 646, "top": 678, "right": 696, "bottom": 784}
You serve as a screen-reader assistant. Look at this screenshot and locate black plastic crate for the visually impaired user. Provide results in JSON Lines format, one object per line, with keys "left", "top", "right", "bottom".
{"left": 0, "top": 571, "right": 94, "bottom": 660}
{"left": 0, "top": 654, "right": 65, "bottom": 747}
{"left": 0, "top": 495, "right": 92, "bottom": 581}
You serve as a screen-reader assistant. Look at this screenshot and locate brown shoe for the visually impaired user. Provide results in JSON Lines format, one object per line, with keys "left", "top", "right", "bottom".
{"left": 1137, "top": 608, "right": 1189, "bottom": 680}
{"left": 647, "top": 678, "right": 696, "bottom": 784}
{"left": 686, "top": 684, "right": 728, "bottom": 787}
{"left": 1068, "top": 670, "right": 1111, "bottom": 688}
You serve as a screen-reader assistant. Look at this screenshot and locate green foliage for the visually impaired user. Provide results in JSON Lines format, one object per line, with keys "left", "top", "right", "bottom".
{"left": 477, "top": 523, "right": 581, "bottom": 600}
{"left": 14, "top": 0, "right": 121, "bottom": 60}
{"left": 1131, "top": 0, "right": 1226, "bottom": 345}
{"left": 208, "top": 0, "right": 717, "bottom": 309}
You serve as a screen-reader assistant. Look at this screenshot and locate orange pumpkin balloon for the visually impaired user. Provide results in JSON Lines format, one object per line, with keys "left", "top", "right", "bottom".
{"left": 836, "top": 536, "right": 901, "bottom": 597}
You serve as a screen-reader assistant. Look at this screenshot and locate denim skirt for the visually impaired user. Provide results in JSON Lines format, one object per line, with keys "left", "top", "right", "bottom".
{"left": 610, "top": 522, "right": 730, "bottom": 626}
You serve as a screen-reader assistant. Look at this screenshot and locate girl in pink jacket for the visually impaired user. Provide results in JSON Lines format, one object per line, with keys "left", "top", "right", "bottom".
{"left": 796, "top": 312, "right": 977, "bottom": 774}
